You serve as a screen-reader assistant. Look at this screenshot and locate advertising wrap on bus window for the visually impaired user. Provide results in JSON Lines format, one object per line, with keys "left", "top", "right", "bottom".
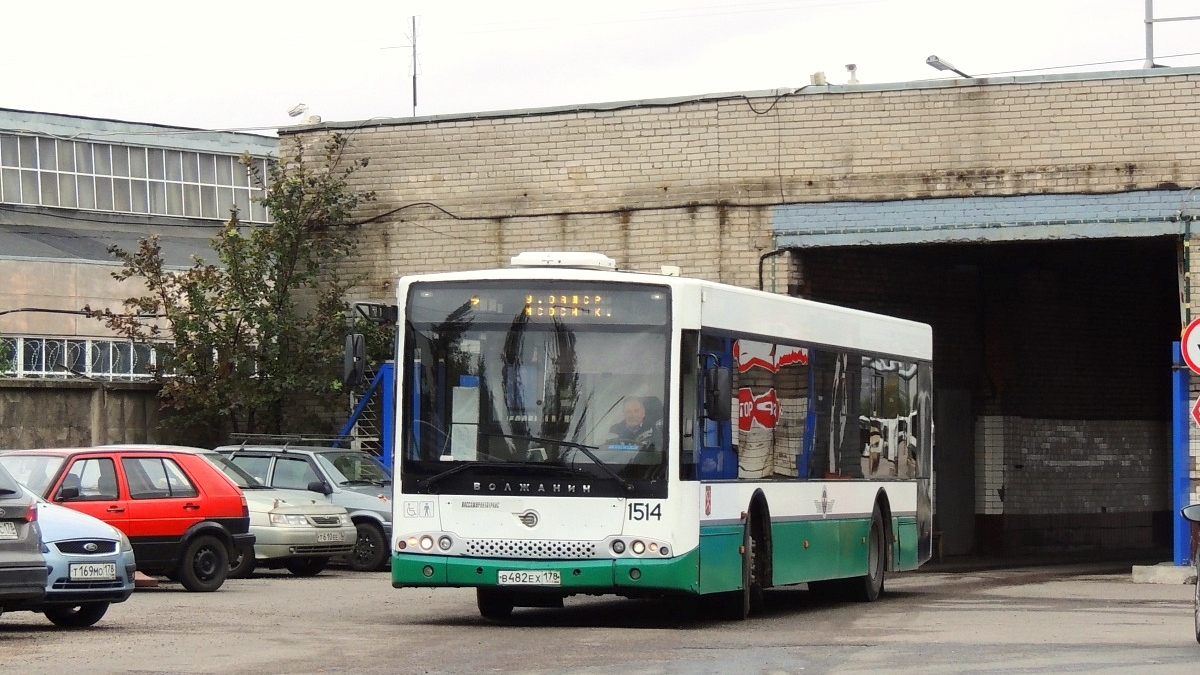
{"left": 698, "top": 337, "right": 931, "bottom": 485}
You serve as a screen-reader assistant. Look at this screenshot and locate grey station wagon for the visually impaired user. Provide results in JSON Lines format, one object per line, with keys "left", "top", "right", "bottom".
{"left": 215, "top": 442, "right": 393, "bottom": 571}
{"left": 0, "top": 461, "right": 48, "bottom": 617}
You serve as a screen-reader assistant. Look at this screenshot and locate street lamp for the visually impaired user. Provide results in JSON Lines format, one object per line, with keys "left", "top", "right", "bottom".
{"left": 925, "top": 55, "right": 972, "bottom": 78}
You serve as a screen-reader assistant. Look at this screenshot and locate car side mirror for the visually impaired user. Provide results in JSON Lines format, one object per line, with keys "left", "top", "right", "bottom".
{"left": 1182, "top": 504, "right": 1200, "bottom": 523}
{"left": 308, "top": 480, "right": 333, "bottom": 496}
{"left": 57, "top": 484, "right": 80, "bottom": 501}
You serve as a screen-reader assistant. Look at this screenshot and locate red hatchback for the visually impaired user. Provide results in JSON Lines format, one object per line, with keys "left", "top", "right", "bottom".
{"left": 0, "top": 445, "right": 254, "bottom": 592}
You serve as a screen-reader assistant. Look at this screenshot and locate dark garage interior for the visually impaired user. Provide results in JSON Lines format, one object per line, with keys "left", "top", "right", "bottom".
{"left": 792, "top": 236, "right": 1180, "bottom": 557}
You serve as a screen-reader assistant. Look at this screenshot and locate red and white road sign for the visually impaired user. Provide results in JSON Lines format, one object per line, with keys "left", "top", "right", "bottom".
{"left": 1183, "top": 317, "right": 1200, "bottom": 374}
{"left": 1191, "top": 397, "right": 1200, "bottom": 428}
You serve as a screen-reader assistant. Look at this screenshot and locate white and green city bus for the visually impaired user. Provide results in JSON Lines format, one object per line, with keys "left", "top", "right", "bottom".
{"left": 383, "top": 251, "right": 933, "bottom": 620}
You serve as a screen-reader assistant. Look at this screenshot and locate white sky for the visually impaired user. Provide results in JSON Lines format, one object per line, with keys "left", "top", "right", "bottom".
{"left": 5, "top": 0, "right": 1200, "bottom": 135}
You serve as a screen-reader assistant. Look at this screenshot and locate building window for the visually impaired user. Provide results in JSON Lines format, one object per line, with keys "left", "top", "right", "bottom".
{"left": 0, "top": 133, "right": 269, "bottom": 222}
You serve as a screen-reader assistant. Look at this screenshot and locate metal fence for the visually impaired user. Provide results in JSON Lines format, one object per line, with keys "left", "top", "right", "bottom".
{"left": 0, "top": 335, "right": 159, "bottom": 381}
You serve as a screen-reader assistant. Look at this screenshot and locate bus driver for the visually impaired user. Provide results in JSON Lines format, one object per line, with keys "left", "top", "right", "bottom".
{"left": 609, "top": 397, "right": 653, "bottom": 445}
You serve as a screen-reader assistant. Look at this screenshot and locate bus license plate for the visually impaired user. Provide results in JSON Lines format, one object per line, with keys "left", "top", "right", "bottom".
{"left": 497, "top": 570, "right": 561, "bottom": 586}
{"left": 69, "top": 563, "right": 116, "bottom": 580}
{"left": 316, "top": 532, "right": 344, "bottom": 542}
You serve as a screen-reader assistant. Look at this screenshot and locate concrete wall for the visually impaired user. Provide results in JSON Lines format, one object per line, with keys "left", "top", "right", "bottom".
{"left": 0, "top": 380, "right": 163, "bottom": 449}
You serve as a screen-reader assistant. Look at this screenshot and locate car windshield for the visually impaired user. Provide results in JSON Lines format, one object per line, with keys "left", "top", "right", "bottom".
{"left": 19, "top": 485, "right": 48, "bottom": 504}
{"left": 200, "top": 452, "right": 267, "bottom": 489}
{"left": 0, "top": 460, "right": 26, "bottom": 495}
{"left": 0, "top": 454, "right": 66, "bottom": 496}
{"left": 314, "top": 451, "right": 391, "bottom": 486}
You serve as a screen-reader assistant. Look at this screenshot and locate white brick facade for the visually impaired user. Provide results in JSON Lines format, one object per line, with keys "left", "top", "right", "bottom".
{"left": 286, "top": 67, "right": 1200, "bottom": 553}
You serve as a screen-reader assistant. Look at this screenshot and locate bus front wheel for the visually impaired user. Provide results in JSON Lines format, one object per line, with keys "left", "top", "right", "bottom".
{"left": 477, "top": 588, "right": 514, "bottom": 620}
{"left": 718, "top": 516, "right": 764, "bottom": 620}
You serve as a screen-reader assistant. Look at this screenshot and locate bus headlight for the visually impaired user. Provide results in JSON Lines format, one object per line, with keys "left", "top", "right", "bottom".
{"left": 631, "top": 540, "right": 646, "bottom": 555}
{"left": 419, "top": 535, "right": 434, "bottom": 551}
{"left": 610, "top": 540, "right": 626, "bottom": 555}
{"left": 438, "top": 535, "right": 453, "bottom": 551}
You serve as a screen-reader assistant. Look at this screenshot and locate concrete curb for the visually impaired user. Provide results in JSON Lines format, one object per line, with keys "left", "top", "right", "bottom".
{"left": 134, "top": 571, "right": 159, "bottom": 588}
{"left": 1131, "top": 562, "right": 1197, "bottom": 585}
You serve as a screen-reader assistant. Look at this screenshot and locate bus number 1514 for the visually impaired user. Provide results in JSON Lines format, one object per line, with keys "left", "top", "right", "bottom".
{"left": 628, "top": 503, "right": 662, "bottom": 521}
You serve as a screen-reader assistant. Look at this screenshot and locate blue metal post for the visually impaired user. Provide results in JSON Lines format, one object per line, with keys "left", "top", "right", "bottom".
{"left": 378, "top": 361, "right": 396, "bottom": 471}
{"left": 1173, "top": 341, "right": 1190, "bottom": 566}
{"left": 338, "top": 361, "right": 397, "bottom": 470}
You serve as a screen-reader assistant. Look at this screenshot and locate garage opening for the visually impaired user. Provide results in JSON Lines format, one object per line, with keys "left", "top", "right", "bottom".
{"left": 790, "top": 236, "right": 1180, "bottom": 558}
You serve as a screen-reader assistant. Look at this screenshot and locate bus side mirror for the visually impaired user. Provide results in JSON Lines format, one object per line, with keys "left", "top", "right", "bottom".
{"left": 354, "top": 302, "right": 398, "bottom": 324}
{"left": 344, "top": 333, "right": 366, "bottom": 388}
{"left": 703, "top": 366, "right": 732, "bottom": 422}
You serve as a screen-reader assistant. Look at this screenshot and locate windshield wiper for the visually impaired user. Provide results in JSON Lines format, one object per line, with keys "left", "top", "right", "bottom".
{"left": 483, "top": 432, "right": 633, "bottom": 493}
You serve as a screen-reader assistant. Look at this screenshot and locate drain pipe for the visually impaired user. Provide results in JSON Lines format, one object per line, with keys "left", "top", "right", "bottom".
{"left": 758, "top": 247, "right": 794, "bottom": 292}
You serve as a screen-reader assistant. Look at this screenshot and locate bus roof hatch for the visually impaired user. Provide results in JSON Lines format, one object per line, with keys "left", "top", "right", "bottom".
{"left": 509, "top": 251, "right": 617, "bottom": 271}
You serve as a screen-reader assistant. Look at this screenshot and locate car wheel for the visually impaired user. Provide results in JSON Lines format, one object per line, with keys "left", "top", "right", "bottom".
{"left": 1194, "top": 551, "right": 1200, "bottom": 644}
{"left": 228, "top": 542, "right": 256, "bottom": 579}
{"left": 44, "top": 602, "right": 110, "bottom": 628}
{"left": 476, "top": 588, "right": 514, "bottom": 620}
{"left": 284, "top": 557, "right": 330, "bottom": 577}
{"left": 178, "top": 534, "right": 229, "bottom": 592}
{"left": 349, "top": 522, "right": 388, "bottom": 571}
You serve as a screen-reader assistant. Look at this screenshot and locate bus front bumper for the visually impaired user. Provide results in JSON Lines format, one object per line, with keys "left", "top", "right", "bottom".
{"left": 392, "top": 548, "right": 700, "bottom": 595}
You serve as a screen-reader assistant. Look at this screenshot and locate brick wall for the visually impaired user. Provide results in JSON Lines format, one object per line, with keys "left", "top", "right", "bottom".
{"left": 295, "top": 71, "right": 1200, "bottom": 309}
{"left": 977, "top": 415, "right": 1169, "bottom": 551}
{"left": 287, "top": 69, "right": 1200, "bottom": 555}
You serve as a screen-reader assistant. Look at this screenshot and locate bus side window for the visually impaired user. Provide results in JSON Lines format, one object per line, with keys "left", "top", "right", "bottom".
{"left": 679, "top": 331, "right": 698, "bottom": 480}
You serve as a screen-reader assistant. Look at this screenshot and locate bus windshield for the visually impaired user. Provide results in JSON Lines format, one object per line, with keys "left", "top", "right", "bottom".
{"left": 402, "top": 280, "right": 671, "bottom": 498}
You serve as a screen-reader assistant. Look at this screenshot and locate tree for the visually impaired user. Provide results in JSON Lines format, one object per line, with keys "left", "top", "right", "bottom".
{"left": 88, "top": 133, "right": 374, "bottom": 439}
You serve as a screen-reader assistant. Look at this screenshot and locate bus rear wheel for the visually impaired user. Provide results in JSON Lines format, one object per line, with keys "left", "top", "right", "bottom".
{"left": 850, "top": 504, "right": 886, "bottom": 602}
{"left": 477, "top": 588, "right": 514, "bottom": 620}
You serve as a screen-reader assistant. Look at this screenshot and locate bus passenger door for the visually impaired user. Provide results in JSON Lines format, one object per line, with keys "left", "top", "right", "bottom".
{"left": 698, "top": 337, "right": 736, "bottom": 480}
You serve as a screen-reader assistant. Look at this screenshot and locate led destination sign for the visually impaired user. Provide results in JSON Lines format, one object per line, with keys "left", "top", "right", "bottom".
{"left": 411, "top": 282, "right": 669, "bottom": 327}
{"left": 520, "top": 293, "right": 610, "bottom": 318}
